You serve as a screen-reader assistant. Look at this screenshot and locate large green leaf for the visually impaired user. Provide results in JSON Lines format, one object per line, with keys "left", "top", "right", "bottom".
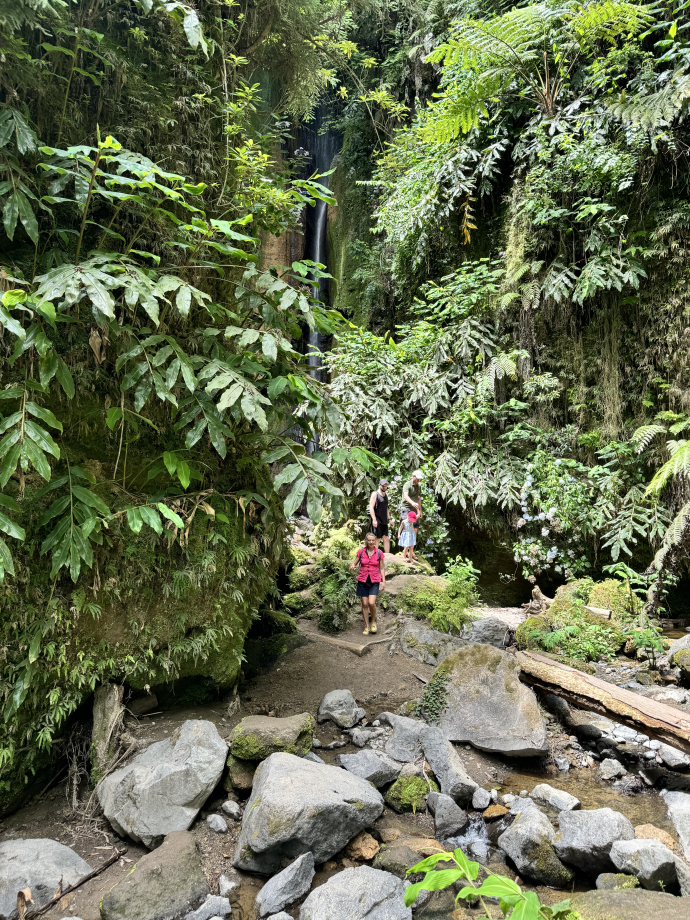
{"left": 25, "top": 402, "right": 63, "bottom": 432}
{"left": 0, "top": 511, "right": 25, "bottom": 541}
{"left": 56, "top": 358, "right": 75, "bottom": 398}
{"left": 24, "top": 420, "right": 60, "bottom": 458}
{"left": 284, "top": 477, "right": 308, "bottom": 518}
{"left": 72, "top": 485, "right": 110, "bottom": 515}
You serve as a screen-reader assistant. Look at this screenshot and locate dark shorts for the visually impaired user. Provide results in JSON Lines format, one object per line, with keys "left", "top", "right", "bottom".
{"left": 370, "top": 520, "right": 388, "bottom": 538}
{"left": 356, "top": 579, "right": 380, "bottom": 598}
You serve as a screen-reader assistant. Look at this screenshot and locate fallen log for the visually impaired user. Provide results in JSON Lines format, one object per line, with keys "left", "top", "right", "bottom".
{"left": 516, "top": 650, "right": 690, "bottom": 756}
{"left": 584, "top": 605, "right": 612, "bottom": 620}
{"left": 26, "top": 848, "right": 127, "bottom": 918}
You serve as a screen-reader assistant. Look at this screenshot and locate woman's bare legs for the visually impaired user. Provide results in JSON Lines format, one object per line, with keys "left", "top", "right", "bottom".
{"left": 361, "top": 597, "right": 370, "bottom": 633}
{"left": 368, "top": 596, "right": 378, "bottom": 631}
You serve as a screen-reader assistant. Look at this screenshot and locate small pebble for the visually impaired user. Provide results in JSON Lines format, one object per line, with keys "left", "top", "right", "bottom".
{"left": 312, "top": 739, "right": 322, "bottom": 749}
{"left": 221, "top": 800, "right": 241, "bottom": 820}
{"left": 206, "top": 814, "right": 228, "bottom": 834}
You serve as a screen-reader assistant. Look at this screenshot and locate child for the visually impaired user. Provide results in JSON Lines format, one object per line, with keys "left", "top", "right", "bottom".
{"left": 398, "top": 510, "right": 417, "bottom": 562}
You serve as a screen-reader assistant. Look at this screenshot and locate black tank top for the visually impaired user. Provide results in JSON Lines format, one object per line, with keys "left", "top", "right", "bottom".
{"left": 374, "top": 492, "right": 388, "bottom": 524}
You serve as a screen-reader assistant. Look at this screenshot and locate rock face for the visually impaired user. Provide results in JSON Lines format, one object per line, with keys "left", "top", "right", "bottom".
{"left": 398, "top": 618, "right": 466, "bottom": 666}
{"left": 664, "top": 791, "right": 690, "bottom": 859}
{"left": 572, "top": 888, "right": 689, "bottom": 920}
{"left": 498, "top": 808, "right": 574, "bottom": 888}
{"left": 233, "top": 753, "right": 384, "bottom": 874}
{"left": 337, "top": 750, "right": 401, "bottom": 787}
{"left": 100, "top": 831, "right": 208, "bottom": 920}
{"left": 299, "top": 866, "right": 411, "bottom": 920}
{"left": 229, "top": 712, "right": 314, "bottom": 760}
{"left": 98, "top": 720, "right": 227, "bottom": 848}
{"left": 433, "top": 645, "right": 548, "bottom": 757}
{"left": 0, "top": 839, "right": 92, "bottom": 919}
{"left": 553, "top": 808, "right": 635, "bottom": 873}
{"left": 530, "top": 784, "right": 580, "bottom": 812}
{"left": 609, "top": 839, "right": 677, "bottom": 890}
{"left": 317, "top": 690, "right": 366, "bottom": 729}
{"left": 255, "top": 852, "right": 315, "bottom": 917}
{"left": 420, "top": 725, "right": 477, "bottom": 803}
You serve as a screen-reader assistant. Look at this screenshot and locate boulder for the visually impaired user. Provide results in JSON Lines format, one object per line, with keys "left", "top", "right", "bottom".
{"left": 207, "top": 814, "right": 227, "bottom": 834}
{"left": 229, "top": 712, "right": 314, "bottom": 760}
{"left": 595, "top": 872, "right": 639, "bottom": 890}
{"left": 317, "top": 690, "right": 366, "bottom": 729}
{"left": 471, "top": 788, "right": 491, "bottom": 810}
{"left": 600, "top": 758, "right": 627, "bottom": 781}
{"left": 373, "top": 846, "right": 424, "bottom": 879}
{"left": 379, "top": 712, "right": 425, "bottom": 763}
{"left": 432, "top": 645, "right": 548, "bottom": 756}
{"left": 224, "top": 753, "right": 256, "bottom": 791}
{"left": 233, "top": 752, "right": 383, "bottom": 873}
{"left": 465, "top": 617, "right": 510, "bottom": 648}
{"left": 0, "top": 839, "right": 92, "bottom": 920}
{"left": 398, "top": 618, "right": 466, "bottom": 667}
{"left": 669, "top": 633, "right": 690, "bottom": 661}
{"left": 304, "top": 751, "right": 325, "bottom": 765}
{"left": 100, "top": 831, "right": 208, "bottom": 920}
{"left": 221, "top": 800, "right": 241, "bottom": 821}
{"left": 299, "top": 866, "right": 411, "bottom": 920}
{"left": 530, "top": 783, "right": 580, "bottom": 812}
{"left": 385, "top": 775, "right": 437, "bottom": 813}
{"left": 675, "top": 855, "right": 690, "bottom": 897}
{"left": 572, "top": 888, "right": 689, "bottom": 920}
{"left": 185, "top": 895, "right": 231, "bottom": 920}
{"left": 337, "top": 750, "right": 401, "bottom": 787}
{"left": 97, "top": 720, "right": 227, "bottom": 848}
{"left": 255, "top": 852, "right": 315, "bottom": 917}
{"left": 553, "top": 808, "right": 635, "bottom": 873}
{"left": 498, "top": 808, "right": 574, "bottom": 888}
{"left": 426, "top": 793, "right": 469, "bottom": 839}
{"left": 420, "top": 725, "right": 477, "bottom": 803}
{"left": 664, "top": 791, "right": 690, "bottom": 859}
{"left": 658, "top": 742, "right": 690, "bottom": 769}
{"left": 610, "top": 839, "right": 677, "bottom": 890}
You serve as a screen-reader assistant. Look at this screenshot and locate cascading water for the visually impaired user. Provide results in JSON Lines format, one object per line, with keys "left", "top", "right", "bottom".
{"left": 301, "top": 107, "right": 339, "bottom": 381}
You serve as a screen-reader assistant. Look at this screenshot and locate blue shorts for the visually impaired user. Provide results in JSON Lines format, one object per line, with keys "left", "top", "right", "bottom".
{"left": 356, "top": 579, "right": 380, "bottom": 598}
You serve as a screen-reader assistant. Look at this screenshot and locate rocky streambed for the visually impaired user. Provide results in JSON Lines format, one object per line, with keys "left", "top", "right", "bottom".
{"left": 1, "top": 610, "right": 690, "bottom": 920}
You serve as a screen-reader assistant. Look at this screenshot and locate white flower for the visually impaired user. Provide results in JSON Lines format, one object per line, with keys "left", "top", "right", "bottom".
{"left": 517, "top": 518, "right": 525, "bottom": 528}
{"left": 541, "top": 528, "right": 550, "bottom": 536}
{"left": 538, "top": 512, "right": 546, "bottom": 520}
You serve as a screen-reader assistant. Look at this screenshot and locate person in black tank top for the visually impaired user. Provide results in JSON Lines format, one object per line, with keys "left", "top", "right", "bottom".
{"left": 368, "top": 479, "right": 391, "bottom": 553}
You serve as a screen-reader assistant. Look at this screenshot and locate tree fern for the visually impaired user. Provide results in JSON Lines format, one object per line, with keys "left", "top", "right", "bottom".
{"left": 610, "top": 70, "right": 690, "bottom": 131}
{"left": 646, "top": 439, "right": 690, "bottom": 494}
{"left": 631, "top": 423, "right": 667, "bottom": 452}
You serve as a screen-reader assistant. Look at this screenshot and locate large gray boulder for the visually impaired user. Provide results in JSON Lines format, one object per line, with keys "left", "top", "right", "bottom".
{"left": 420, "top": 725, "right": 477, "bottom": 803}
{"left": 379, "top": 712, "right": 425, "bottom": 762}
{"left": 530, "top": 783, "right": 580, "bottom": 812}
{"left": 233, "top": 752, "right": 384, "bottom": 874}
{"left": 398, "top": 618, "right": 466, "bottom": 666}
{"left": 255, "top": 852, "right": 315, "bottom": 917}
{"left": 337, "top": 750, "right": 401, "bottom": 787}
{"left": 669, "top": 634, "right": 690, "bottom": 661}
{"left": 0, "top": 839, "right": 92, "bottom": 920}
{"left": 317, "top": 690, "right": 365, "bottom": 729}
{"left": 465, "top": 617, "right": 511, "bottom": 648}
{"left": 553, "top": 808, "right": 635, "bottom": 873}
{"left": 572, "top": 888, "right": 689, "bottom": 919}
{"left": 658, "top": 742, "right": 690, "bottom": 769}
{"left": 432, "top": 645, "right": 548, "bottom": 756}
{"left": 664, "top": 791, "right": 690, "bottom": 859}
{"left": 100, "top": 831, "right": 208, "bottom": 920}
{"left": 498, "top": 808, "right": 574, "bottom": 888}
{"left": 609, "top": 839, "right": 677, "bottom": 890}
{"left": 426, "top": 792, "right": 468, "bottom": 839}
{"left": 299, "top": 866, "right": 411, "bottom": 920}
{"left": 229, "top": 712, "right": 314, "bottom": 760}
{"left": 97, "top": 720, "right": 227, "bottom": 848}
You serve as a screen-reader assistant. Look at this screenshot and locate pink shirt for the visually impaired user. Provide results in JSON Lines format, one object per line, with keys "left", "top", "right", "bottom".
{"left": 356, "top": 547, "right": 383, "bottom": 583}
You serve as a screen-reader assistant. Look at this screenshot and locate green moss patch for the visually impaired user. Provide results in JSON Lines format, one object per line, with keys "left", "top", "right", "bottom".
{"left": 385, "top": 775, "right": 439, "bottom": 813}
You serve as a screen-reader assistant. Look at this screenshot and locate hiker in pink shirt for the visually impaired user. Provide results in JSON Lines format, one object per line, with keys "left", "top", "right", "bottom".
{"left": 349, "top": 532, "right": 386, "bottom": 635}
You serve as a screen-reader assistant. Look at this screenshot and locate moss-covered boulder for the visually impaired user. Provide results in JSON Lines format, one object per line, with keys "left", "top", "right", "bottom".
{"left": 572, "top": 888, "right": 688, "bottom": 920}
{"left": 595, "top": 872, "right": 639, "bottom": 891}
{"left": 674, "top": 648, "right": 690, "bottom": 682}
{"left": 224, "top": 753, "right": 256, "bottom": 792}
{"left": 588, "top": 579, "right": 640, "bottom": 622}
{"left": 288, "top": 564, "right": 319, "bottom": 591}
{"left": 229, "top": 713, "right": 315, "bottom": 761}
{"left": 283, "top": 586, "right": 318, "bottom": 615}
{"left": 515, "top": 616, "right": 550, "bottom": 650}
{"left": 384, "top": 775, "right": 438, "bottom": 813}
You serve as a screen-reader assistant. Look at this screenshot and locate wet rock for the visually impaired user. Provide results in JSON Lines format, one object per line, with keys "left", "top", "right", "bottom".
{"left": 100, "top": 832, "right": 207, "bottom": 920}
{"left": 300, "top": 866, "right": 411, "bottom": 920}
{"left": 664, "top": 791, "right": 690, "bottom": 859}
{"left": 600, "top": 758, "right": 627, "bottom": 780}
{"left": 224, "top": 753, "right": 256, "bottom": 791}
{"left": 553, "top": 807, "right": 635, "bottom": 873}
{"left": 97, "top": 720, "right": 227, "bottom": 848}
{"left": 185, "top": 895, "right": 231, "bottom": 919}
{"left": 595, "top": 872, "right": 639, "bottom": 890}
{"left": 399, "top": 618, "right": 466, "bottom": 666}
{"left": 498, "top": 808, "right": 574, "bottom": 888}
{"left": 465, "top": 617, "right": 510, "bottom": 648}
{"left": 432, "top": 645, "right": 548, "bottom": 757}
{"left": 317, "top": 690, "right": 366, "bottom": 728}
{"left": 0, "top": 839, "right": 92, "bottom": 919}
{"left": 420, "top": 725, "right": 477, "bottom": 803}
{"left": 610, "top": 839, "right": 677, "bottom": 890}
{"left": 427, "top": 793, "right": 469, "bottom": 839}
{"left": 472, "top": 788, "right": 491, "bottom": 810}
{"left": 233, "top": 752, "right": 383, "bottom": 873}
{"left": 229, "top": 712, "right": 314, "bottom": 760}
{"left": 530, "top": 783, "right": 580, "bottom": 812}
{"left": 255, "top": 852, "right": 315, "bottom": 917}
{"left": 221, "top": 800, "right": 241, "bottom": 820}
{"left": 565, "top": 709, "right": 616, "bottom": 742}
{"left": 337, "top": 750, "right": 401, "bottom": 787}
{"left": 218, "top": 870, "right": 241, "bottom": 901}
{"left": 373, "top": 846, "right": 424, "bottom": 879}
{"left": 304, "top": 751, "right": 325, "bottom": 764}
{"left": 658, "top": 742, "right": 690, "bottom": 769}
{"left": 379, "top": 712, "right": 425, "bottom": 762}
{"left": 554, "top": 756, "right": 570, "bottom": 773}
{"left": 571, "top": 888, "right": 688, "bottom": 919}
{"left": 207, "top": 814, "right": 227, "bottom": 834}
{"left": 385, "top": 775, "right": 437, "bottom": 813}
{"left": 347, "top": 831, "right": 380, "bottom": 861}
{"left": 348, "top": 726, "right": 388, "bottom": 747}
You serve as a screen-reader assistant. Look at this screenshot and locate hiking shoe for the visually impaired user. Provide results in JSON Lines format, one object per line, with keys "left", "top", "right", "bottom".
{"left": 370, "top": 622, "right": 377, "bottom": 634}
{"left": 363, "top": 627, "right": 370, "bottom": 635}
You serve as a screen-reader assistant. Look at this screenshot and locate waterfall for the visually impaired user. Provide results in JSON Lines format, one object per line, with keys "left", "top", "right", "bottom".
{"left": 301, "top": 107, "right": 339, "bottom": 381}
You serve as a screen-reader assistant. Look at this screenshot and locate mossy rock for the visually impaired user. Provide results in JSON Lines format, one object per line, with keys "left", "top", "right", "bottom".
{"left": 315, "top": 521, "right": 360, "bottom": 559}
{"left": 224, "top": 753, "right": 256, "bottom": 792}
{"left": 515, "top": 616, "right": 550, "bottom": 650}
{"left": 674, "top": 648, "right": 690, "bottom": 679}
{"left": 288, "top": 545, "right": 316, "bottom": 566}
{"left": 588, "top": 579, "right": 640, "bottom": 622}
{"left": 384, "top": 775, "right": 439, "bottom": 813}
{"left": 229, "top": 712, "right": 315, "bottom": 761}
{"left": 596, "top": 872, "right": 639, "bottom": 891}
{"left": 283, "top": 586, "right": 318, "bottom": 614}
{"left": 288, "top": 564, "right": 319, "bottom": 591}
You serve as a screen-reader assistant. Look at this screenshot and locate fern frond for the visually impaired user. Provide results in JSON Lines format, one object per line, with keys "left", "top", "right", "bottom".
{"left": 630, "top": 424, "right": 667, "bottom": 452}
{"left": 609, "top": 70, "right": 690, "bottom": 130}
{"left": 652, "top": 501, "right": 690, "bottom": 571}
{"left": 570, "top": 0, "right": 652, "bottom": 46}
{"left": 646, "top": 440, "right": 690, "bottom": 494}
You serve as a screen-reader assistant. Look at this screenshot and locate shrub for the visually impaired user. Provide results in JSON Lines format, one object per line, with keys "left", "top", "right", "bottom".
{"left": 399, "top": 580, "right": 476, "bottom": 635}
{"left": 316, "top": 551, "right": 357, "bottom": 633}
{"left": 288, "top": 564, "right": 318, "bottom": 591}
